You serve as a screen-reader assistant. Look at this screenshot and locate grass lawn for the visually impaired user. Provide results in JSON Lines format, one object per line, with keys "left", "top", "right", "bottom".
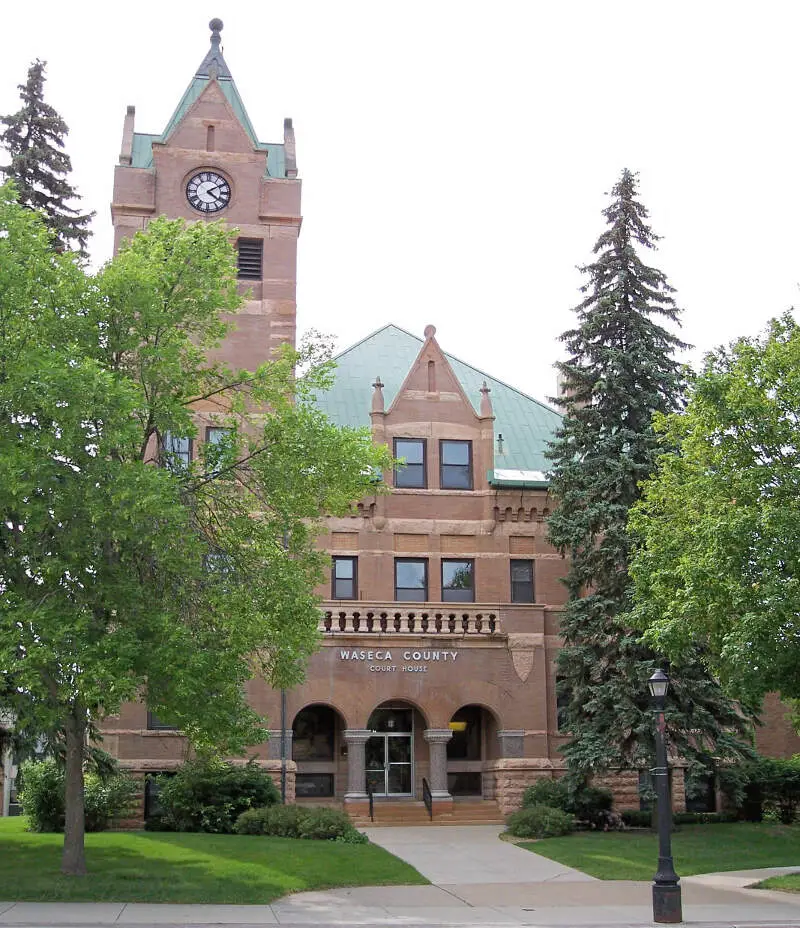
{"left": 519, "top": 823, "right": 800, "bottom": 881}
{"left": 0, "top": 817, "right": 427, "bottom": 903}
{"left": 757, "top": 873, "right": 800, "bottom": 893}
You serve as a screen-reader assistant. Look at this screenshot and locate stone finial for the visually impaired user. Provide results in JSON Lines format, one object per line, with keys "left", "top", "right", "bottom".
{"left": 196, "top": 18, "right": 231, "bottom": 80}
{"left": 423, "top": 324, "right": 436, "bottom": 340}
{"left": 479, "top": 380, "right": 494, "bottom": 418}
{"left": 371, "top": 376, "right": 385, "bottom": 414}
{"left": 284, "top": 117, "right": 298, "bottom": 178}
{"left": 118, "top": 106, "right": 136, "bottom": 166}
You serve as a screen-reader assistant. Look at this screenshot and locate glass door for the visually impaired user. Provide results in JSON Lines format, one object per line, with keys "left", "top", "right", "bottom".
{"left": 386, "top": 733, "right": 412, "bottom": 794}
{"left": 366, "top": 733, "right": 413, "bottom": 795}
{"left": 365, "top": 706, "right": 414, "bottom": 796}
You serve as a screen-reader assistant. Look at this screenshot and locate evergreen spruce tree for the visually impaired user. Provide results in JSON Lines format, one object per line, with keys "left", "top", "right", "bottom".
{"left": 547, "top": 169, "right": 753, "bottom": 797}
{"left": 1, "top": 60, "right": 93, "bottom": 257}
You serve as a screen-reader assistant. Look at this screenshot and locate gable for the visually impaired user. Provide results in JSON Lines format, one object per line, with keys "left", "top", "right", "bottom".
{"left": 163, "top": 79, "right": 255, "bottom": 155}
{"left": 386, "top": 327, "right": 481, "bottom": 427}
{"left": 309, "top": 325, "right": 562, "bottom": 475}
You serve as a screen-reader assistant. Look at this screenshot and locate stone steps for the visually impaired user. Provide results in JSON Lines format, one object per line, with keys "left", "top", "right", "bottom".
{"left": 349, "top": 799, "right": 505, "bottom": 827}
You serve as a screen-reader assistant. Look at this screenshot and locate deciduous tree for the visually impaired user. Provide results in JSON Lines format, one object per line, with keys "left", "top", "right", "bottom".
{"left": 0, "top": 185, "right": 389, "bottom": 874}
{"left": 630, "top": 314, "right": 800, "bottom": 711}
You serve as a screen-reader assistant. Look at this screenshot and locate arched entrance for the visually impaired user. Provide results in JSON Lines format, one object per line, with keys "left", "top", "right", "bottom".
{"left": 446, "top": 704, "right": 500, "bottom": 797}
{"left": 292, "top": 703, "right": 346, "bottom": 798}
{"left": 365, "top": 702, "right": 419, "bottom": 797}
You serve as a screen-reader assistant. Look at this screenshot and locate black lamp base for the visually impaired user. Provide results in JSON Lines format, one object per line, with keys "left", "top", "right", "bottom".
{"left": 652, "top": 882, "right": 682, "bottom": 923}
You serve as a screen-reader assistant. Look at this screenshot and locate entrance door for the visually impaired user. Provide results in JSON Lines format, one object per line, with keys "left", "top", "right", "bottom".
{"left": 366, "top": 732, "right": 413, "bottom": 796}
{"left": 365, "top": 706, "right": 414, "bottom": 797}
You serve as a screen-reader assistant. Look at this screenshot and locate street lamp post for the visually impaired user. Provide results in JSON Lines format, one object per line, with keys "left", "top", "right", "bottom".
{"left": 648, "top": 669, "right": 682, "bottom": 924}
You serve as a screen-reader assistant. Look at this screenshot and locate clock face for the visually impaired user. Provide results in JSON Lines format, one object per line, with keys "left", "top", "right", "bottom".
{"left": 186, "top": 171, "right": 231, "bottom": 213}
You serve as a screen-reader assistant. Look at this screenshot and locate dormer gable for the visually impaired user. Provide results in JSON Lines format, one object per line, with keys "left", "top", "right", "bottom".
{"left": 387, "top": 325, "right": 486, "bottom": 428}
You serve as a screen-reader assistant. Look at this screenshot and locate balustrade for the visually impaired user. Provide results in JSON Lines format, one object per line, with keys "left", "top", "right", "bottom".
{"left": 319, "top": 602, "right": 500, "bottom": 636}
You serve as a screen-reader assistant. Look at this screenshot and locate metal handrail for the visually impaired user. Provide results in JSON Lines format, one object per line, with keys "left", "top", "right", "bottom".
{"left": 367, "top": 781, "right": 374, "bottom": 823}
{"left": 422, "top": 777, "right": 433, "bottom": 821}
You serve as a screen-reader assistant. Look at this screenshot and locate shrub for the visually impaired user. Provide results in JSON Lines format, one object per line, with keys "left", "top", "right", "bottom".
{"left": 724, "top": 755, "right": 800, "bottom": 824}
{"left": 522, "top": 779, "right": 614, "bottom": 829}
{"left": 755, "top": 756, "right": 800, "bottom": 824}
{"left": 506, "top": 803, "right": 575, "bottom": 839}
{"left": 155, "top": 757, "right": 280, "bottom": 833}
{"left": 297, "top": 807, "right": 354, "bottom": 840}
{"left": 621, "top": 810, "right": 652, "bottom": 828}
{"left": 19, "top": 758, "right": 137, "bottom": 833}
{"left": 234, "top": 804, "right": 366, "bottom": 842}
{"left": 571, "top": 786, "right": 613, "bottom": 829}
{"left": 235, "top": 805, "right": 304, "bottom": 837}
{"left": 673, "top": 811, "right": 736, "bottom": 825}
{"left": 19, "top": 760, "right": 64, "bottom": 832}
{"left": 522, "top": 778, "right": 570, "bottom": 812}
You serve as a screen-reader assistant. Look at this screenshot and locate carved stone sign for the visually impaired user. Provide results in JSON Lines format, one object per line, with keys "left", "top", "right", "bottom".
{"left": 338, "top": 648, "right": 459, "bottom": 674}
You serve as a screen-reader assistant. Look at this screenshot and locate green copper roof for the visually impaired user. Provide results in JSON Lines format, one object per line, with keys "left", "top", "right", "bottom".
{"left": 310, "top": 324, "right": 562, "bottom": 475}
{"left": 128, "top": 20, "right": 286, "bottom": 176}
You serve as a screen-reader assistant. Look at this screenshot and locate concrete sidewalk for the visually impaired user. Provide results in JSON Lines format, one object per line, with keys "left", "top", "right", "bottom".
{"left": 0, "top": 825, "right": 797, "bottom": 927}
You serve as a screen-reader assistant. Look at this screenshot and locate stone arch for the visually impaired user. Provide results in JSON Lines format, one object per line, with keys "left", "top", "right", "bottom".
{"left": 424, "top": 681, "right": 506, "bottom": 729}
{"left": 291, "top": 702, "right": 347, "bottom": 799}
{"left": 288, "top": 681, "right": 352, "bottom": 730}
{"left": 446, "top": 701, "right": 503, "bottom": 798}
{"left": 291, "top": 703, "right": 346, "bottom": 762}
{"left": 364, "top": 696, "right": 430, "bottom": 728}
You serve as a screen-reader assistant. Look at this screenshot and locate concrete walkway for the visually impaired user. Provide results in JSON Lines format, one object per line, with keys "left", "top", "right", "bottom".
{"left": 0, "top": 825, "right": 798, "bottom": 927}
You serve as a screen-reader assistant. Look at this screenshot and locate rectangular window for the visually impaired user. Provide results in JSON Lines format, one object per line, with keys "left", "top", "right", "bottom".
{"left": 395, "top": 558, "right": 428, "bottom": 601}
{"left": 204, "top": 426, "right": 232, "bottom": 472}
{"left": 162, "top": 432, "right": 191, "bottom": 470}
{"left": 206, "top": 426, "right": 231, "bottom": 446}
{"left": 510, "top": 560, "right": 535, "bottom": 603}
{"left": 332, "top": 556, "right": 357, "bottom": 600}
{"left": 556, "top": 678, "right": 569, "bottom": 733}
{"left": 147, "top": 711, "right": 177, "bottom": 731}
{"left": 442, "top": 559, "right": 474, "bottom": 602}
{"left": 440, "top": 440, "right": 472, "bottom": 489}
{"left": 295, "top": 773, "right": 334, "bottom": 798}
{"left": 237, "top": 238, "right": 263, "bottom": 280}
{"left": 394, "top": 438, "right": 426, "bottom": 488}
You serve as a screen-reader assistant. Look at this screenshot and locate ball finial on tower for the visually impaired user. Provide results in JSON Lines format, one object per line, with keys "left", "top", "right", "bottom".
{"left": 210, "top": 18, "right": 224, "bottom": 35}
{"left": 423, "top": 324, "right": 436, "bottom": 339}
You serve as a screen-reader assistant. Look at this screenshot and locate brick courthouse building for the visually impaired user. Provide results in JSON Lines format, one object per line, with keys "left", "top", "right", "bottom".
{"left": 98, "top": 20, "right": 800, "bottom": 822}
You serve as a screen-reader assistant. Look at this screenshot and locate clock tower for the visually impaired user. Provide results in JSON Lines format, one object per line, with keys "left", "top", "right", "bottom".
{"left": 111, "top": 19, "right": 301, "bottom": 368}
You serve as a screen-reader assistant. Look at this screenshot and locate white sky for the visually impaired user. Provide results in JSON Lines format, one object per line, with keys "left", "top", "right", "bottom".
{"left": 2, "top": 1, "right": 799, "bottom": 403}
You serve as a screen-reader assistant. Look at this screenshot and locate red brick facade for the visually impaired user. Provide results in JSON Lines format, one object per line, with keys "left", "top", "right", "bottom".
{"left": 97, "top": 20, "right": 799, "bottom": 821}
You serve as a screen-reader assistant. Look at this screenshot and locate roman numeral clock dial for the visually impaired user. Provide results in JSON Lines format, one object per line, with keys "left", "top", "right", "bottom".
{"left": 185, "top": 171, "right": 231, "bottom": 213}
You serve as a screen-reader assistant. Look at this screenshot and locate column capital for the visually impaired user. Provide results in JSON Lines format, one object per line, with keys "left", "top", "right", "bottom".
{"left": 424, "top": 728, "right": 454, "bottom": 744}
{"left": 344, "top": 728, "right": 373, "bottom": 744}
{"left": 497, "top": 729, "right": 525, "bottom": 758}
{"left": 266, "top": 729, "right": 293, "bottom": 761}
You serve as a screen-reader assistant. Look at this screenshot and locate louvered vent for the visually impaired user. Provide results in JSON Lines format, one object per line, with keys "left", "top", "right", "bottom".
{"left": 237, "top": 238, "right": 263, "bottom": 280}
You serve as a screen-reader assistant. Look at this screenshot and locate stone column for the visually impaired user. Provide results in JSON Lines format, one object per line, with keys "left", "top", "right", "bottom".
{"left": 423, "top": 729, "right": 453, "bottom": 799}
{"left": 497, "top": 729, "right": 525, "bottom": 758}
{"left": 343, "top": 729, "right": 372, "bottom": 801}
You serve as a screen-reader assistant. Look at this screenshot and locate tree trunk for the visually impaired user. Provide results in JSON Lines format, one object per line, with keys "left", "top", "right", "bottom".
{"left": 61, "top": 706, "right": 87, "bottom": 876}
